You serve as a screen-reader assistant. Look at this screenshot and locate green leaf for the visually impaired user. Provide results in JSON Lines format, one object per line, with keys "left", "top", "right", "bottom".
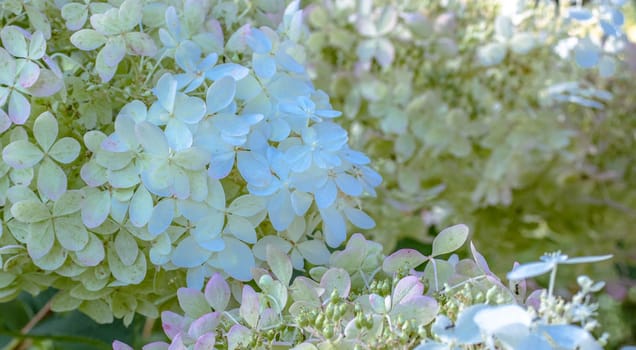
{"left": 27, "top": 220, "right": 55, "bottom": 259}
{"left": 431, "top": 224, "right": 469, "bottom": 257}
{"left": 114, "top": 230, "right": 138, "bottom": 266}
{"left": 49, "top": 137, "right": 81, "bottom": 164}
{"left": 38, "top": 157, "right": 67, "bottom": 201}
{"left": 177, "top": 287, "right": 210, "bottom": 319}
{"left": 80, "top": 299, "right": 114, "bottom": 324}
{"left": 11, "top": 200, "right": 50, "bottom": 223}
{"left": 107, "top": 246, "right": 146, "bottom": 284}
{"left": 33, "top": 111, "right": 58, "bottom": 152}
{"left": 2, "top": 140, "right": 44, "bottom": 169}
{"left": 70, "top": 29, "right": 107, "bottom": 51}
{"left": 53, "top": 190, "right": 83, "bottom": 217}
{"left": 266, "top": 245, "right": 292, "bottom": 286}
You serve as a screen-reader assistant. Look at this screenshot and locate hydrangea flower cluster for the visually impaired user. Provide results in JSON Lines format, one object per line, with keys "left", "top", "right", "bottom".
{"left": 112, "top": 224, "right": 614, "bottom": 349}
{"left": 302, "top": 0, "right": 634, "bottom": 292}
{"left": 0, "top": 0, "right": 380, "bottom": 324}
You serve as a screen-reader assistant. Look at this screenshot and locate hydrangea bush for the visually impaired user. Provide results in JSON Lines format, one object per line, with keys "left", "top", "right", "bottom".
{"left": 0, "top": 0, "right": 630, "bottom": 349}
{"left": 113, "top": 224, "right": 615, "bottom": 349}
{"left": 0, "top": 0, "right": 381, "bottom": 325}
{"left": 301, "top": 0, "right": 635, "bottom": 284}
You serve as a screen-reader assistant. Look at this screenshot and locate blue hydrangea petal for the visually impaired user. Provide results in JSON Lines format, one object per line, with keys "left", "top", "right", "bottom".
{"left": 148, "top": 198, "right": 175, "bottom": 236}
{"left": 206, "top": 76, "right": 236, "bottom": 114}
{"left": 206, "top": 63, "right": 249, "bottom": 81}
{"left": 315, "top": 179, "right": 337, "bottom": 209}
{"left": 291, "top": 190, "right": 312, "bottom": 216}
{"left": 246, "top": 27, "right": 272, "bottom": 54}
{"left": 172, "top": 236, "right": 211, "bottom": 268}
{"left": 165, "top": 118, "right": 193, "bottom": 151}
{"left": 343, "top": 206, "right": 375, "bottom": 229}
{"left": 209, "top": 238, "right": 254, "bottom": 281}
{"left": 320, "top": 205, "right": 346, "bottom": 248}
{"left": 175, "top": 41, "right": 202, "bottom": 73}
{"left": 335, "top": 173, "right": 363, "bottom": 196}
{"left": 253, "top": 54, "right": 276, "bottom": 79}
{"left": 237, "top": 151, "right": 272, "bottom": 187}
{"left": 135, "top": 121, "right": 169, "bottom": 156}
{"left": 268, "top": 189, "right": 294, "bottom": 231}
{"left": 129, "top": 185, "right": 153, "bottom": 227}
{"left": 153, "top": 73, "right": 178, "bottom": 112}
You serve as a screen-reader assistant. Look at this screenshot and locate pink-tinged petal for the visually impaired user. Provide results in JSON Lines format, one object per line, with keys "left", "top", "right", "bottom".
{"left": 8, "top": 91, "right": 30, "bottom": 124}
{"left": 382, "top": 249, "right": 427, "bottom": 274}
{"left": 112, "top": 340, "right": 134, "bottom": 350}
{"left": 392, "top": 276, "right": 424, "bottom": 305}
{"left": 188, "top": 312, "right": 221, "bottom": 339}
{"left": 27, "top": 69, "right": 63, "bottom": 97}
{"left": 101, "top": 36, "right": 126, "bottom": 67}
{"left": 204, "top": 273, "right": 230, "bottom": 312}
{"left": 193, "top": 333, "right": 216, "bottom": 350}
{"left": 123, "top": 32, "right": 157, "bottom": 57}
{"left": 141, "top": 342, "right": 169, "bottom": 350}
{"left": 161, "top": 311, "right": 188, "bottom": 340}
{"left": 16, "top": 60, "right": 40, "bottom": 88}
{"left": 239, "top": 285, "right": 260, "bottom": 328}
{"left": 0, "top": 109, "right": 11, "bottom": 133}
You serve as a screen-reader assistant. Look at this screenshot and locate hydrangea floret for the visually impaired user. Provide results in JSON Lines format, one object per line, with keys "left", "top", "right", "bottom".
{"left": 112, "top": 224, "right": 613, "bottom": 349}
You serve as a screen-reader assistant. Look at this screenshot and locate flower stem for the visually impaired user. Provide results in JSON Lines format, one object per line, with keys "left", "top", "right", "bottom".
{"left": 548, "top": 265, "right": 558, "bottom": 299}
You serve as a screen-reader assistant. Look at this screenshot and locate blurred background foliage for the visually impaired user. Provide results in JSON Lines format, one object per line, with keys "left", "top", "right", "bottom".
{"left": 1, "top": 0, "right": 636, "bottom": 349}
{"left": 302, "top": 0, "right": 636, "bottom": 347}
